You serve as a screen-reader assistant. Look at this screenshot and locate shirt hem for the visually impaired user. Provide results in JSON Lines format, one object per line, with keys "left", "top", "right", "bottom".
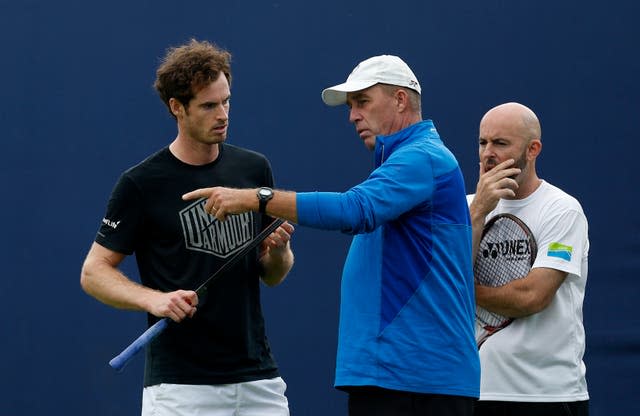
{"left": 479, "top": 392, "right": 590, "bottom": 402}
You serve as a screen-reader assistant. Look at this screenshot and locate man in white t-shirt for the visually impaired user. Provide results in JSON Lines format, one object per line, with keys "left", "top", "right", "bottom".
{"left": 468, "top": 102, "right": 589, "bottom": 416}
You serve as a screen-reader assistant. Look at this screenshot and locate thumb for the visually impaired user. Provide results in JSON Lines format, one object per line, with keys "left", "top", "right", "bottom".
{"left": 188, "top": 291, "right": 199, "bottom": 307}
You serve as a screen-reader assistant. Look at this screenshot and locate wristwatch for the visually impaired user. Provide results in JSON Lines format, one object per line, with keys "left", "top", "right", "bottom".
{"left": 256, "top": 187, "right": 274, "bottom": 214}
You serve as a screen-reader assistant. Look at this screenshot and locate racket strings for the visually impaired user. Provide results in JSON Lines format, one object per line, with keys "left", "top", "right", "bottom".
{"left": 475, "top": 216, "right": 534, "bottom": 328}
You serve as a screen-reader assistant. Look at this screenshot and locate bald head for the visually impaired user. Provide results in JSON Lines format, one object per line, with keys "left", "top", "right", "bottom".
{"left": 480, "top": 102, "right": 541, "bottom": 143}
{"left": 478, "top": 102, "right": 543, "bottom": 197}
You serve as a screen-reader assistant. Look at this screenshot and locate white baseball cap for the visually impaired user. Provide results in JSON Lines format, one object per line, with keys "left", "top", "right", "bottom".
{"left": 321, "top": 55, "right": 421, "bottom": 106}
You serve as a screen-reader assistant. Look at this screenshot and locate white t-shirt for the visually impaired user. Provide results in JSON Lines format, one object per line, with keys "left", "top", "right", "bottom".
{"left": 467, "top": 180, "right": 589, "bottom": 402}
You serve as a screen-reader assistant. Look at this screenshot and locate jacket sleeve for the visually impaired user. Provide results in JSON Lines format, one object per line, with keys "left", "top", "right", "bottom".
{"left": 296, "top": 145, "right": 435, "bottom": 234}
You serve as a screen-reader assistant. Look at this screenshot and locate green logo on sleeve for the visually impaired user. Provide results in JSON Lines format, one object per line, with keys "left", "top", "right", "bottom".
{"left": 547, "top": 242, "right": 573, "bottom": 261}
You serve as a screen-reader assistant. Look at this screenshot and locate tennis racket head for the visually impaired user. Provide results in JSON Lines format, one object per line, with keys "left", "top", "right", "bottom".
{"left": 475, "top": 213, "right": 537, "bottom": 347}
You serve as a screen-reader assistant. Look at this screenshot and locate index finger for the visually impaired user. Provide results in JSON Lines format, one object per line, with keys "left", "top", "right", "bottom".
{"left": 486, "top": 159, "right": 520, "bottom": 178}
{"left": 182, "top": 188, "right": 212, "bottom": 201}
{"left": 490, "top": 159, "right": 515, "bottom": 171}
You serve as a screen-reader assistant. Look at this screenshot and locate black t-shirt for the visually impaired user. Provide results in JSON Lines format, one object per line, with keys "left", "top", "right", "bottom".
{"left": 95, "top": 144, "right": 280, "bottom": 386}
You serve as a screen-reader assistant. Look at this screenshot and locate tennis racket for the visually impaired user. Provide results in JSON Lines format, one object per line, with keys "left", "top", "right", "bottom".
{"left": 109, "top": 217, "right": 285, "bottom": 372}
{"left": 475, "top": 213, "right": 537, "bottom": 347}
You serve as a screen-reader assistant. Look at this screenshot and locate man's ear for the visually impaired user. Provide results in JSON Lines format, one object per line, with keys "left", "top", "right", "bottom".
{"left": 395, "top": 89, "right": 409, "bottom": 112}
{"left": 169, "top": 98, "right": 185, "bottom": 118}
{"left": 528, "top": 139, "right": 542, "bottom": 160}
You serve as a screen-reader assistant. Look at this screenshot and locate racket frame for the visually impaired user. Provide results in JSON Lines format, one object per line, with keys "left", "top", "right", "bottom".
{"left": 475, "top": 213, "right": 537, "bottom": 347}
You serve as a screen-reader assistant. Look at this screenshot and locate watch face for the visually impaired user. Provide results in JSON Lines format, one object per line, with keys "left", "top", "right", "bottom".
{"left": 257, "top": 187, "right": 273, "bottom": 213}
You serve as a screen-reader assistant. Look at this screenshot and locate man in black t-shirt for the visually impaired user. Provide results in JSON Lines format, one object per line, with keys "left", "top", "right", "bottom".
{"left": 80, "top": 39, "right": 295, "bottom": 416}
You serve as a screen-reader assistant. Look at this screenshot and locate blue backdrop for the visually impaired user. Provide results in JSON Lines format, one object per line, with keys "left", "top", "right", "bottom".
{"left": 1, "top": 1, "right": 638, "bottom": 414}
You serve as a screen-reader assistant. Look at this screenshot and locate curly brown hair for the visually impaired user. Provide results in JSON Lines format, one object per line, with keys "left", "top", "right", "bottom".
{"left": 154, "top": 39, "right": 232, "bottom": 118}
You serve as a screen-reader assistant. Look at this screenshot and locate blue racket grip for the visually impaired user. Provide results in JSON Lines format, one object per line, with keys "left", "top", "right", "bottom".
{"left": 109, "top": 318, "right": 168, "bottom": 372}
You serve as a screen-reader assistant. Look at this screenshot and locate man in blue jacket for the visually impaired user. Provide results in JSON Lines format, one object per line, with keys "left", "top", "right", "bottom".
{"left": 184, "top": 55, "right": 480, "bottom": 416}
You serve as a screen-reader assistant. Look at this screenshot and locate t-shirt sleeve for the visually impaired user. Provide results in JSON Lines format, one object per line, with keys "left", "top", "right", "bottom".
{"left": 94, "top": 174, "right": 143, "bottom": 255}
{"left": 532, "top": 208, "right": 588, "bottom": 277}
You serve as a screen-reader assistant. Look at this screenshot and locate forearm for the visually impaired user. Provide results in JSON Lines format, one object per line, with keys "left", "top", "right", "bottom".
{"left": 476, "top": 284, "right": 527, "bottom": 318}
{"left": 182, "top": 186, "right": 299, "bottom": 224}
{"left": 260, "top": 243, "right": 294, "bottom": 286}
{"left": 476, "top": 280, "right": 545, "bottom": 318}
{"left": 264, "top": 190, "right": 298, "bottom": 223}
{"left": 469, "top": 201, "right": 486, "bottom": 264}
{"left": 80, "top": 259, "right": 158, "bottom": 312}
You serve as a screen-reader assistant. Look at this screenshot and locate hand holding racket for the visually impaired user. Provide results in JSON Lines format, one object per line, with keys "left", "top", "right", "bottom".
{"left": 475, "top": 213, "right": 537, "bottom": 347}
{"left": 109, "top": 218, "right": 285, "bottom": 372}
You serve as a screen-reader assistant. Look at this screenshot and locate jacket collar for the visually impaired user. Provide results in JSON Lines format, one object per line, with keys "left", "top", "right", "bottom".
{"left": 374, "top": 120, "right": 439, "bottom": 165}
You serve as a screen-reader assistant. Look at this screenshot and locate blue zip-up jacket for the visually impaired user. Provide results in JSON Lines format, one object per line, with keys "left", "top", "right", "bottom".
{"left": 296, "top": 120, "right": 480, "bottom": 397}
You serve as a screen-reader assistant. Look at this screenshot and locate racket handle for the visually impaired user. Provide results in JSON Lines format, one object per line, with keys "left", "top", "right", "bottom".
{"left": 109, "top": 318, "right": 168, "bottom": 372}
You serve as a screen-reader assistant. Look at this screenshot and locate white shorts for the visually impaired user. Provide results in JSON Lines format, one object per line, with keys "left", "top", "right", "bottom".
{"left": 141, "top": 377, "right": 289, "bottom": 416}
